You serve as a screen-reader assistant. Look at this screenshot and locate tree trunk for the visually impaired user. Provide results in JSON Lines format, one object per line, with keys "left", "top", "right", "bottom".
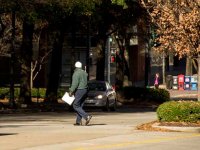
{"left": 19, "top": 20, "right": 34, "bottom": 105}
{"left": 96, "top": 56, "right": 105, "bottom": 80}
{"left": 185, "top": 56, "right": 192, "bottom": 76}
{"left": 198, "top": 56, "right": 200, "bottom": 101}
{"left": 114, "top": 35, "right": 127, "bottom": 91}
{"left": 96, "top": 40, "right": 106, "bottom": 81}
{"left": 45, "top": 29, "right": 64, "bottom": 103}
{"left": 115, "top": 50, "right": 124, "bottom": 91}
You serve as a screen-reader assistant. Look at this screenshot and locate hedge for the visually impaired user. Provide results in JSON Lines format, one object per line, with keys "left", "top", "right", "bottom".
{"left": 0, "top": 87, "right": 66, "bottom": 99}
{"left": 1, "top": 86, "right": 170, "bottom": 104}
{"left": 157, "top": 101, "right": 200, "bottom": 122}
{"left": 122, "top": 86, "right": 170, "bottom": 103}
{"left": 0, "top": 87, "right": 20, "bottom": 98}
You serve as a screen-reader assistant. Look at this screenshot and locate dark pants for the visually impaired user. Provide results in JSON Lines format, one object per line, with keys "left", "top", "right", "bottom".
{"left": 73, "top": 88, "right": 88, "bottom": 123}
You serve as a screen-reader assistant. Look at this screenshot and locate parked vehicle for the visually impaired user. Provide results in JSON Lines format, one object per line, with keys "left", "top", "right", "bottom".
{"left": 84, "top": 80, "right": 117, "bottom": 111}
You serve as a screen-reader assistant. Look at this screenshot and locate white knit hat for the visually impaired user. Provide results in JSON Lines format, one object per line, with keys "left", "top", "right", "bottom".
{"left": 75, "top": 61, "right": 82, "bottom": 68}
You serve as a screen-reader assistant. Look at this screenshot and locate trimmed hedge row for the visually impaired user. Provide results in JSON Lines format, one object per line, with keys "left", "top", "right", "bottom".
{"left": 122, "top": 86, "right": 170, "bottom": 103}
{"left": 1, "top": 86, "right": 170, "bottom": 104}
{"left": 0, "top": 88, "right": 20, "bottom": 98}
{"left": 157, "top": 101, "right": 200, "bottom": 122}
{"left": 0, "top": 88, "right": 66, "bottom": 99}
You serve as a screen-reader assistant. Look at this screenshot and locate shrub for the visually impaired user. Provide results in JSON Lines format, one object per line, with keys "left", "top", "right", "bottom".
{"left": 122, "top": 86, "right": 170, "bottom": 103}
{"left": 0, "top": 87, "right": 47, "bottom": 99}
{"left": 0, "top": 87, "right": 20, "bottom": 98}
{"left": 157, "top": 101, "right": 200, "bottom": 122}
{"left": 0, "top": 88, "right": 10, "bottom": 98}
{"left": 57, "top": 88, "right": 66, "bottom": 98}
{"left": 123, "top": 86, "right": 143, "bottom": 99}
{"left": 148, "top": 88, "right": 170, "bottom": 103}
{"left": 31, "top": 88, "right": 46, "bottom": 98}
{"left": 0, "top": 87, "right": 68, "bottom": 99}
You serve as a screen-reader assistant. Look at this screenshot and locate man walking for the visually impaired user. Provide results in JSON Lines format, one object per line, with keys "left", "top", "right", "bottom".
{"left": 69, "top": 61, "right": 92, "bottom": 126}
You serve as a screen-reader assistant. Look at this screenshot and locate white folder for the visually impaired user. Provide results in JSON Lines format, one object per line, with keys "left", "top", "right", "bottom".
{"left": 62, "top": 92, "right": 75, "bottom": 105}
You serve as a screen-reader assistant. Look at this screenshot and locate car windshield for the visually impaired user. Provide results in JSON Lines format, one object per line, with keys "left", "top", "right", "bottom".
{"left": 88, "top": 82, "right": 106, "bottom": 91}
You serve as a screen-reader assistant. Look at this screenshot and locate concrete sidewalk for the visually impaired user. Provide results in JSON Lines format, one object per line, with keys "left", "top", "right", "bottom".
{"left": 169, "top": 89, "right": 197, "bottom": 100}
{"left": 158, "top": 84, "right": 198, "bottom": 100}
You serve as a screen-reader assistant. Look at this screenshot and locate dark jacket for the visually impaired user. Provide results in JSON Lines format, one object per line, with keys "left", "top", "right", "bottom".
{"left": 69, "top": 68, "right": 88, "bottom": 93}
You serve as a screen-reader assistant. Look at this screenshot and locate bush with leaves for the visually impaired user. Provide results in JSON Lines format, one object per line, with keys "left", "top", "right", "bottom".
{"left": 122, "top": 86, "right": 170, "bottom": 103}
{"left": 0, "top": 87, "right": 20, "bottom": 99}
{"left": 157, "top": 101, "right": 200, "bottom": 122}
{"left": 0, "top": 87, "right": 68, "bottom": 100}
{"left": 31, "top": 88, "right": 46, "bottom": 98}
{"left": 148, "top": 88, "right": 170, "bottom": 103}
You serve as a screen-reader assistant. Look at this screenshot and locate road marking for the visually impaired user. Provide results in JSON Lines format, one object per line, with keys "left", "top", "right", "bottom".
{"left": 74, "top": 133, "right": 200, "bottom": 150}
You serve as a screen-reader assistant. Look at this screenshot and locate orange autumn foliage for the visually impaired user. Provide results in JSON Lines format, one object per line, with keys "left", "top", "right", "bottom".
{"left": 140, "top": 0, "right": 200, "bottom": 58}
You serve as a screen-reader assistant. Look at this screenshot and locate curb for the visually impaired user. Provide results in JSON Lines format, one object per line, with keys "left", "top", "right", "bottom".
{"left": 152, "top": 122, "right": 200, "bottom": 133}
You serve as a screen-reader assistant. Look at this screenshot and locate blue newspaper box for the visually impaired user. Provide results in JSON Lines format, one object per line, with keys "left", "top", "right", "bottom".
{"left": 184, "top": 76, "right": 191, "bottom": 90}
{"left": 172, "top": 76, "right": 178, "bottom": 90}
{"left": 190, "top": 76, "right": 197, "bottom": 90}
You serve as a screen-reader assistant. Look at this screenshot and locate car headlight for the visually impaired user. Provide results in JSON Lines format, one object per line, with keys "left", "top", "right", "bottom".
{"left": 97, "top": 95, "right": 103, "bottom": 99}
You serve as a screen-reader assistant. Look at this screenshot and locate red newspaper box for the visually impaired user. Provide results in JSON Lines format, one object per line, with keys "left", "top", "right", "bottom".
{"left": 178, "top": 74, "right": 184, "bottom": 90}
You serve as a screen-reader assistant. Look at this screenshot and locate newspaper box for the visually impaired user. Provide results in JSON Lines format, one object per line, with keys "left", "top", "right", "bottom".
{"left": 172, "top": 76, "right": 178, "bottom": 90}
{"left": 184, "top": 76, "right": 191, "bottom": 90}
{"left": 178, "top": 74, "right": 184, "bottom": 90}
{"left": 190, "top": 76, "right": 197, "bottom": 90}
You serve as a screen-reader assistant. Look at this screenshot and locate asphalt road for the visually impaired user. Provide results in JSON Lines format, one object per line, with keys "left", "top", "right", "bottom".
{"left": 0, "top": 107, "right": 200, "bottom": 150}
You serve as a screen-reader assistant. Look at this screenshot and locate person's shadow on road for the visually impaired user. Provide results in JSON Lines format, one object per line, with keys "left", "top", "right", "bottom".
{"left": 86, "top": 123, "right": 107, "bottom": 126}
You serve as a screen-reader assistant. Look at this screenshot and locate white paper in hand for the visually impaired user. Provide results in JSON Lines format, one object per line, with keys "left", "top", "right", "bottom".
{"left": 62, "top": 92, "right": 75, "bottom": 105}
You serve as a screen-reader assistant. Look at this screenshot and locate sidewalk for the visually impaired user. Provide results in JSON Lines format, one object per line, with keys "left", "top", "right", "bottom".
{"left": 159, "top": 84, "right": 198, "bottom": 100}
{"left": 169, "top": 89, "right": 197, "bottom": 100}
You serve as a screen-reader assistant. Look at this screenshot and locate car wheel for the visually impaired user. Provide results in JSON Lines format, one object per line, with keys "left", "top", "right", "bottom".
{"left": 110, "top": 99, "right": 117, "bottom": 111}
{"left": 102, "top": 100, "right": 109, "bottom": 112}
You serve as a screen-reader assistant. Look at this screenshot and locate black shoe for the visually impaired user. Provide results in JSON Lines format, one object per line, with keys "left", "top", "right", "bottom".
{"left": 73, "top": 123, "right": 82, "bottom": 126}
{"left": 85, "top": 115, "right": 92, "bottom": 125}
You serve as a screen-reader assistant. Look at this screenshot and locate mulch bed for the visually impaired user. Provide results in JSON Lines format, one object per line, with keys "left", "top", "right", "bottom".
{"left": 158, "top": 121, "right": 200, "bottom": 127}
{"left": 136, "top": 121, "right": 174, "bottom": 132}
{"left": 136, "top": 121, "right": 200, "bottom": 132}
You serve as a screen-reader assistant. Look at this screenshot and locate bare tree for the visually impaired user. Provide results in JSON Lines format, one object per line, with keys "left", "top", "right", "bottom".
{"left": 30, "top": 49, "right": 52, "bottom": 88}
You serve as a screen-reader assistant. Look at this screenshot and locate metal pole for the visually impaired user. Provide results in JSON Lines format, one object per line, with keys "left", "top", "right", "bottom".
{"left": 162, "top": 52, "right": 166, "bottom": 84}
{"left": 104, "top": 45, "right": 107, "bottom": 81}
{"left": 107, "top": 36, "right": 111, "bottom": 83}
{"left": 86, "top": 16, "right": 91, "bottom": 79}
{"left": 145, "top": 43, "right": 149, "bottom": 87}
{"left": 198, "top": 56, "right": 200, "bottom": 101}
{"left": 10, "top": 11, "right": 16, "bottom": 108}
